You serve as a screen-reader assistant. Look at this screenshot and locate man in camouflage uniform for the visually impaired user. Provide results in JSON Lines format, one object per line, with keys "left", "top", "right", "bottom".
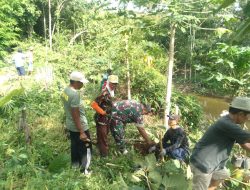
{"left": 91, "top": 75, "right": 118, "bottom": 157}
{"left": 110, "top": 99, "right": 154, "bottom": 154}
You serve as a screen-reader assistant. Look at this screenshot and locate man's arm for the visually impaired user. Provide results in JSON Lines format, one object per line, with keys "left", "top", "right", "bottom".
{"left": 71, "top": 107, "right": 88, "bottom": 141}
{"left": 240, "top": 143, "right": 250, "bottom": 151}
{"left": 91, "top": 101, "right": 106, "bottom": 115}
{"left": 137, "top": 126, "right": 154, "bottom": 145}
{"left": 162, "top": 131, "right": 170, "bottom": 148}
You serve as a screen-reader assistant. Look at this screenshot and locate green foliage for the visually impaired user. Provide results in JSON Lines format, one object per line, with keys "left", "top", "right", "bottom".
{"left": 0, "top": 0, "right": 40, "bottom": 58}
{"left": 1, "top": 0, "right": 250, "bottom": 189}
{"left": 197, "top": 43, "right": 250, "bottom": 96}
{"left": 48, "top": 154, "right": 70, "bottom": 173}
{"left": 0, "top": 88, "right": 24, "bottom": 108}
{"left": 172, "top": 91, "right": 203, "bottom": 130}
{"left": 131, "top": 65, "right": 166, "bottom": 110}
{"left": 132, "top": 154, "right": 192, "bottom": 190}
{"left": 215, "top": 0, "right": 250, "bottom": 42}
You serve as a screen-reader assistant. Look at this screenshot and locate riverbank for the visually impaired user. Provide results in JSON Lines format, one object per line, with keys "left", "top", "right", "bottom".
{"left": 175, "top": 81, "right": 233, "bottom": 100}
{"left": 175, "top": 83, "right": 250, "bottom": 128}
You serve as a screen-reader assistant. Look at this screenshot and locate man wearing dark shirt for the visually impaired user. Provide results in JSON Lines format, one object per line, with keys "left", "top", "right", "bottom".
{"left": 161, "top": 115, "right": 189, "bottom": 161}
{"left": 190, "top": 97, "right": 250, "bottom": 190}
{"left": 149, "top": 114, "right": 189, "bottom": 161}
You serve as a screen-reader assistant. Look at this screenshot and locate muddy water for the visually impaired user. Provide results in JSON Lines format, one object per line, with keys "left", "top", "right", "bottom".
{"left": 195, "top": 95, "right": 250, "bottom": 128}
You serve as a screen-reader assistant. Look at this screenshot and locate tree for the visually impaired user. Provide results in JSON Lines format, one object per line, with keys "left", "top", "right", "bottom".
{"left": 0, "top": 0, "right": 40, "bottom": 59}
{"left": 120, "top": 0, "right": 211, "bottom": 129}
{"left": 216, "top": 0, "right": 250, "bottom": 42}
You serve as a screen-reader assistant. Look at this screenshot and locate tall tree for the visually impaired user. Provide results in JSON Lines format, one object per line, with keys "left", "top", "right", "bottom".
{"left": 121, "top": 0, "right": 211, "bottom": 129}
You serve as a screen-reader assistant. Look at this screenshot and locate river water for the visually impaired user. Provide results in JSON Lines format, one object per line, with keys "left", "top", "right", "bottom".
{"left": 195, "top": 95, "right": 250, "bottom": 129}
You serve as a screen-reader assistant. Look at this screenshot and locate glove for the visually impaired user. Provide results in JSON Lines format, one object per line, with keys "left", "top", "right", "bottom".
{"left": 159, "top": 149, "right": 166, "bottom": 157}
{"left": 148, "top": 145, "right": 156, "bottom": 153}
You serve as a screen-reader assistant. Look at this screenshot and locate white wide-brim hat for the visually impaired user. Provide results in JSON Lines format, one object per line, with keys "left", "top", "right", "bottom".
{"left": 70, "top": 71, "right": 89, "bottom": 84}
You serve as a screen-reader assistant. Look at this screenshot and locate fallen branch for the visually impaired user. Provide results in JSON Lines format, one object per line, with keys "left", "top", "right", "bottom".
{"left": 125, "top": 139, "right": 144, "bottom": 143}
{"left": 106, "top": 163, "right": 124, "bottom": 168}
{"left": 226, "top": 177, "right": 250, "bottom": 187}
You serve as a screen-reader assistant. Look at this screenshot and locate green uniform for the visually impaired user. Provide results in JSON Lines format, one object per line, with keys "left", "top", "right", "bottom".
{"left": 110, "top": 100, "right": 144, "bottom": 150}
{"left": 61, "top": 86, "right": 88, "bottom": 132}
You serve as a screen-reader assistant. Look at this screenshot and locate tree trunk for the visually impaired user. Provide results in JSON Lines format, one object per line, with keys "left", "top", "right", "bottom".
{"left": 184, "top": 62, "right": 187, "bottom": 80}
{"left": 43, "top": 7, "right": 48, "bottom": 65}
{"left": 52, "top": 0, "right": 67, "bottom": 40}
{"left": 164, "top": 23, "right": 176, "bottom": 130}
{"left": 125, "top": 34, "right": 131, "bottom": 100}
{"left": 189, "top": 26, "right": 193, "bottom": 81}
{"left": 189, "top": 26, "right": 196, "bottom": 81}
{"left": 48, "top": 0, "right": 52, "bottom": 50}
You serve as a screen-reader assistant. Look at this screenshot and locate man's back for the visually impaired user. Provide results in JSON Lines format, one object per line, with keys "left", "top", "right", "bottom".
{"left": 191, "top": 115, "right": 250, "bottom": 173}
{"left": 13, "top": 52, "right": 25, "bottom": 67}
{"left": 112, "top": 100, "right": 143, "bottom": 124}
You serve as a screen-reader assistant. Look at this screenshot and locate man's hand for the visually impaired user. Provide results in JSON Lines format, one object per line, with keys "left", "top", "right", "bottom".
{"left": 80, "top": 132, "right": 90, "bottom": 142}
{"left": 148, "top": 145, "right": 156, "bottom": 153}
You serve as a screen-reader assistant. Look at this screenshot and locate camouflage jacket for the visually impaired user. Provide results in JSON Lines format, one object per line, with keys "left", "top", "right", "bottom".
{"left": 112, "top": 100, "right": 144, "bottom": 126}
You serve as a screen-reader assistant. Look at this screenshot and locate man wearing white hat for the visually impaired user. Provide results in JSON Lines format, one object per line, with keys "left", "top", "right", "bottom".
{"left": 190, "top": 97, "right": 250, "bottom": 190}
{"left": 61, "top": 71, "right": 91, "bottom": 174}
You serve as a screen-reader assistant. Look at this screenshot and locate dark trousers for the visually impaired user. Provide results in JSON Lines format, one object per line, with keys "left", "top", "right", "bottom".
{"left": 69, "top": 130, "right": 92, "bottom": 172}
{"left": 16, "top": 66, "right": 25, "bottom": 76}
{"left": 96, "top": 125, "right": 109, "bottom": 157}
{"left": 163, "top": 143, "right": 189, "bottom": 161}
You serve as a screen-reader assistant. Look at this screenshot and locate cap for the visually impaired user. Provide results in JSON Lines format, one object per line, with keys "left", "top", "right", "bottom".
{"left": 70, "top": 71, "right": 89, "bottom": 84}
{"left": 230, "top": 97, "right": 250, "bottom": 112}
{"left": 167, "top": 114, "right": 180, "bottom": 120}
{"left": 108, "top": 75, "right": 118, "bottom": 83}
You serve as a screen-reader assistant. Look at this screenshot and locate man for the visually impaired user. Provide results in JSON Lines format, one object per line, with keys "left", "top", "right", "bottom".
{"left": 91, "top": 74, "right": 118, "bottom": 157}
{"left": 190, "top": 97, "right": 250, "bottom": 190}
{"left": 100, "top": 68, "right": 112, "bottom": 91}
{"left": 150, "top": 114, "right": 189, "bottom": 161}
{"left": 110, "top": 99, "right": 154, "bottom": 154}
{"left": 61, "top": 71, "right": 91, "bottom": 174}
{"left": 13, "top": 48, "right": 26, "bottom": 78}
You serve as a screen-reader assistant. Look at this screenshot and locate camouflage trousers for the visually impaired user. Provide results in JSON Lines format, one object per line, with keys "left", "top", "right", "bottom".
{"left": 110, "top": 119, "right": 126, "bottom": 151}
